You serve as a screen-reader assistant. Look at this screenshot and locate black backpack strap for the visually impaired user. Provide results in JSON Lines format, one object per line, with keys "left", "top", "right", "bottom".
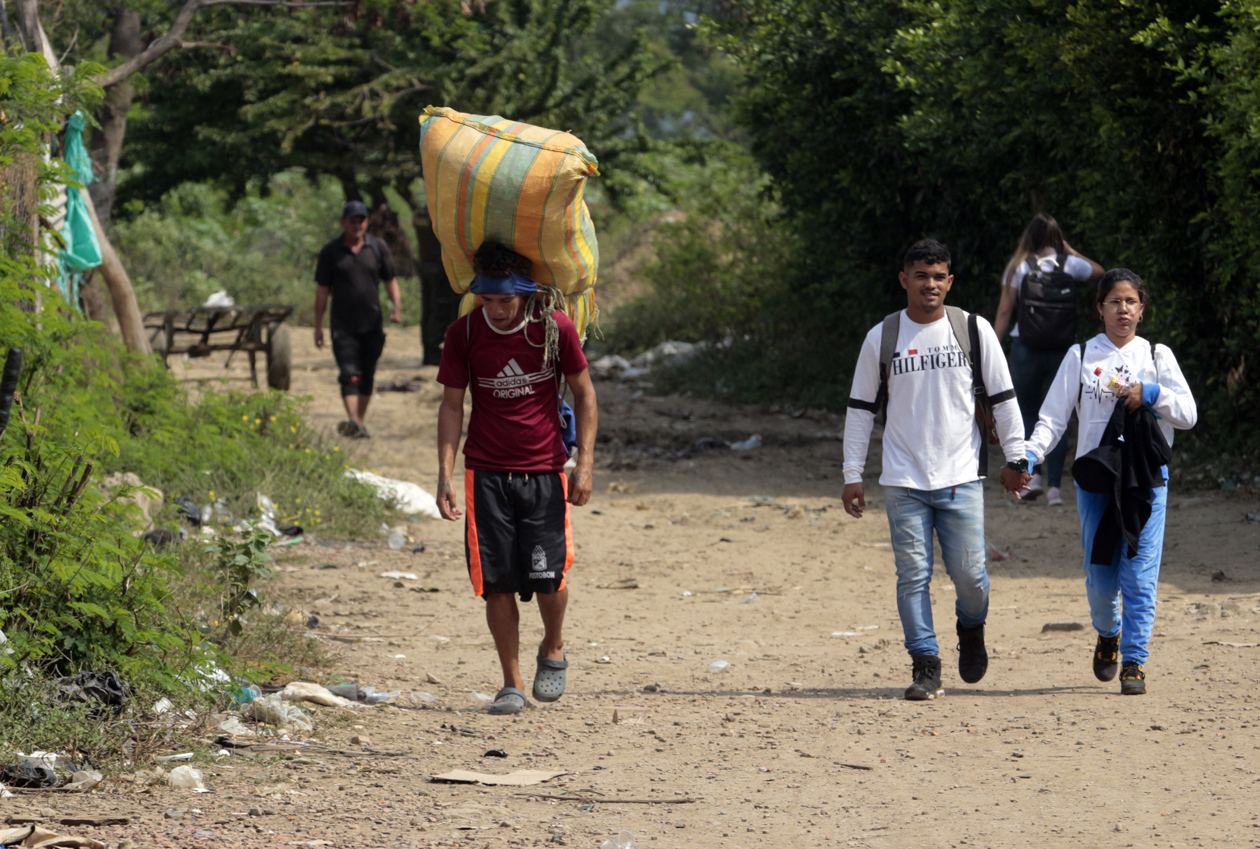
{"left": 1077, "top": 341, "right": 1086, "bottom": 407}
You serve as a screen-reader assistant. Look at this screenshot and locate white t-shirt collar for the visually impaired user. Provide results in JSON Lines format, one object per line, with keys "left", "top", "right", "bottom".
{"left": 482, "top": 307, "right": 527, "bottom": 336}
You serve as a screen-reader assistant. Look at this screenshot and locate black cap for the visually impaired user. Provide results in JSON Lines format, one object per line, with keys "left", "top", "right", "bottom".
{"left": 342, "top": 200, "right": 369, "bottom": 219}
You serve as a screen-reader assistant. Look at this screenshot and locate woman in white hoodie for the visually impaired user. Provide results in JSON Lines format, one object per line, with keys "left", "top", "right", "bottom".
{"left": 1025, "top": 268, "right": 1197, "bottom": 695}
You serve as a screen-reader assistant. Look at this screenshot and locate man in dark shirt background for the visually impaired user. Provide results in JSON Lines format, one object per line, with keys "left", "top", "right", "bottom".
{"left": 314, "top": 200, "right": 403, "bottom": 438}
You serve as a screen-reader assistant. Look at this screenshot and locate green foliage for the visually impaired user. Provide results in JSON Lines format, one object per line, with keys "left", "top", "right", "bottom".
{"left": 0, "top": 405, "right": 191, "bottom": 683}
{"left": 603, "top": 150, "right": 793, "bottom": 351}
{"left": 0, "top": 53, "right": 103, "bottom": 257}
{"left": 120, "top": 0, "right": 671, "bottom": 208}
{"left": 111, "top": 173, "right": 344, "bottom": 319}
{"left": 700, "top": 0, "right": 1260, "bottom": 455}
{"left": 0, "top": 52, "right": 383, "bottom": 705}
{"left": 208, "top": 530, "right": 273, "bottom": 636}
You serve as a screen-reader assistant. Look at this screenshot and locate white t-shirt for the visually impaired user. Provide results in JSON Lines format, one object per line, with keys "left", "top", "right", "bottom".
{"left": 1005, "top": 252, "right": 1093, "bottom": 337}
{"left": 843, "top": 311, "right": 1026, "bottom": 491}
{"left": 1027, "top": 334, "right": 1197, "bottom": 463}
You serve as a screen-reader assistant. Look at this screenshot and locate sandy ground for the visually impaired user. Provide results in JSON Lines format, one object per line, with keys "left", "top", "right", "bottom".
{"left": 15, "top": 325, "right": 1260, "bottom": 849}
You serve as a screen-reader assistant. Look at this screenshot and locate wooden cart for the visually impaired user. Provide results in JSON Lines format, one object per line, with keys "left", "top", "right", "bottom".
{"left": 143, "top": 304, "right": 294, "bottom": 391}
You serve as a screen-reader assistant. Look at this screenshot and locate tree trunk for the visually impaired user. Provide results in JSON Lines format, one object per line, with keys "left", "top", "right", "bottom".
{"left": 88, "top": 9, "right": 144, "bottom": 226}
{"left": 364, "top": 179, "right": 417, "bottom": 279}
{"left": 13, "top": 0, "right": 56, "bottom": 66}
{"left": 78, "top": 269, "right": 117, "bottom": 331}
{"left": 403, "top": 191, "right": 461, "bottom": 364}
{"left": 12, "top": 0, "right": 150, "bottom": 354}
{"left": 81, "top": 187, "right": 151, "bottom": 355}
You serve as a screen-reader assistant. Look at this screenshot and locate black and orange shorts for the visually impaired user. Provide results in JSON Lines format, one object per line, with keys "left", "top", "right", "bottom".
{"left": 464, "top": 470, "right": 573, "bottom": 598}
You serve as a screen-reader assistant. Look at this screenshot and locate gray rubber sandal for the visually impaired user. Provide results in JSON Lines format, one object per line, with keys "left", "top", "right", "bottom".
{"left": 485, "top": 687, "right": 526, "bottom": 715}
{"left": 532, "top": 645, "right": 569, "bottom": 703}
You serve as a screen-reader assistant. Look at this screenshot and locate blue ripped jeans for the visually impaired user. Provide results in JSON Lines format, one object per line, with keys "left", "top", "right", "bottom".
{"left": 885, "top": 482, "right": 990, "bottom": 658}
{"left": 1076, "top": 472, "right": 1168, "bottom": 664}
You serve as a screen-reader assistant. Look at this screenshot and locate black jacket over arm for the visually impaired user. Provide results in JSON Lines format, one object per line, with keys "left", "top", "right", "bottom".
{"left": 1071, "top": 402, "right": 1172, "bottom": 566}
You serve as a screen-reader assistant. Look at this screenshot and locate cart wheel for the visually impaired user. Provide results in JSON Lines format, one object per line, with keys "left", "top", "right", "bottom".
{"left": 266, "top": 323, "right": 292, "bottom": 391}
{"left": 150, "top": 327, "right": 169, "bottom": 360}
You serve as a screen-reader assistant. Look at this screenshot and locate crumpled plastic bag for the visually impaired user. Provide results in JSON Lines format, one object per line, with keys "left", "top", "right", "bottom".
{"left": 243, "top": 693, "right": 313, "bottom": 732}
{"left": 1, "top": 762, "right": 57, "bottom": 788}
{"left": 217, "top": 715, "right": 256, "bottom": 737}
{"left": 281, "top": 681, "right": 357, "bottom": 708}
{"left": 166, "top": 765, "right": 205, "bottom": 790}
{"left": 344, "top": 469, "right": 440, "bottom": 519}
{"left": 54, "top": 671, "right": 129, "bottom": 717}
{"left": 63, "top": 770, "right": 102, "bottom": 791}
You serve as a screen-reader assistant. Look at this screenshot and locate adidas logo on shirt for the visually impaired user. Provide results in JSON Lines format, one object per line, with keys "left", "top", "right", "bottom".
{"left": 477, "top": 357, "right": 554, "bottom": 399}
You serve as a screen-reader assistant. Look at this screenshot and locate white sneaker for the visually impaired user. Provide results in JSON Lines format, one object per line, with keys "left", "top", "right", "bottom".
{"left": 1046, "top": 486, "right": 1064, "bottom": 507}
{"left": 1021, "top": 473, "right": 1043, "bottom": 501}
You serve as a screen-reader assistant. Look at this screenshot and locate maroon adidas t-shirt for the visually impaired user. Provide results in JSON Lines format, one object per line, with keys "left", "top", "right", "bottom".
{"left": 437, "top": 306, "right": 588, "bottom": 473}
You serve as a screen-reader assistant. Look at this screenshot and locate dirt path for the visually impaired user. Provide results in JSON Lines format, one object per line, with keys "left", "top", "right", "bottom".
{"left": 23, "top": 327, "right": 1260, "bottom": 849}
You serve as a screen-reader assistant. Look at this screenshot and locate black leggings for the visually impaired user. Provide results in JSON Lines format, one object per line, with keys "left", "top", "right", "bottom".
{"left": 331, "top": 329, "right": 386, "bottom": 397}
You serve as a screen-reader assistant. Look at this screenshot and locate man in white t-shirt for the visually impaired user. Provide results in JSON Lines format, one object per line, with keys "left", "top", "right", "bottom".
{"left": 842, "top": 239, "right": 1031, "bottom": 701}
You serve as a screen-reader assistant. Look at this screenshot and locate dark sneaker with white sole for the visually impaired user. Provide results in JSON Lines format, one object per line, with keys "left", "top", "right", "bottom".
{"left": 956, "top": 621, "right": 988, "bottom": 683}
{"left": 904, "top": 655, "right": 944, "bottom": 701}
{"left": 1094, "top": 634, "right": 1120, "bottom": 681}
{"left": 1119, "top": 660, "right": 1146, "bottom": 695}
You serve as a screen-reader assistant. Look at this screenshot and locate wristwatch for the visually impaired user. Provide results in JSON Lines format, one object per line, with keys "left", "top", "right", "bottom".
{"left": 1005, "top": 459, "right": 1029, "bottom": 473}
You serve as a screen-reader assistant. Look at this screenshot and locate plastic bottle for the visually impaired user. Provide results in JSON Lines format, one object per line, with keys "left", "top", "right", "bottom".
{"left": 227, "top": 684, "right": 261, "bottom": 707}
{"left": 1094, "top": 367, "right": 1130, "bottom": 396}
{"left": 707, "top": 659, "right": 731, "bottom": 674}
{"left": 388, "top": 531, "right": 406, "bottom": 550}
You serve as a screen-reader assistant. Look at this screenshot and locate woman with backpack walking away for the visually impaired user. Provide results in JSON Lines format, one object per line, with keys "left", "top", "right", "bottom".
{"left": 1024, "top": 269, "right": 1196, "bottom": 695}
{"left": 994, "top": 213, "right": 1104, "bottom": 505}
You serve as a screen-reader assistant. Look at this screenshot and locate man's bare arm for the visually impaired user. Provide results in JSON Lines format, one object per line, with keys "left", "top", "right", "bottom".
{"left": 385, "top": 278, "right": 402, "bottom": 324}
{"left": 566, "top": 368, "right": 597, "bottom": 506}
{"left": 437, "top": 385, "right": 465, "bottom": 520}
{"left": 994, "top": 283, "right": 1018, "bottom": 341}
{"left": 314, "top": 286, "right": 330, "bottom": 348}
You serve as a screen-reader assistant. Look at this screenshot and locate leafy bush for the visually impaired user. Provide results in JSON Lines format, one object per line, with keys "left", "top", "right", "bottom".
{"left": 702, "top": 0, "right": 1260, "bottom": 456}
{"left": 602, "top": 152, "right": 794, "bottom": 353}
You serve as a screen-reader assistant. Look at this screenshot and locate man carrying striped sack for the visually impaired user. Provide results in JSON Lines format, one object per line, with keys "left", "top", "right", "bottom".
{"left": 435, "top": 241, "right": 598, "bottom": 716}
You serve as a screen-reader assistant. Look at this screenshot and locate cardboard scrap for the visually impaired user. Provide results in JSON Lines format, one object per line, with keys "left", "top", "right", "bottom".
{"left": 430, "top": 769, "right": 566, "bottom": 786}
{"left": 0, "top": 824, "right": 106, "bottom": 848}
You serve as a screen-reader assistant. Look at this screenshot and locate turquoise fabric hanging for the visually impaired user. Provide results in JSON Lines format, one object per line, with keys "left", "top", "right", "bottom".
{"left": 55, "top": 111, "right": 103, "bottom": 310}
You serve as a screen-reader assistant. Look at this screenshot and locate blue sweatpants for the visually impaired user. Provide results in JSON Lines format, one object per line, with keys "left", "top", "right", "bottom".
{"left": 1074, "top": 469, "right": 1168, "bottom": 664}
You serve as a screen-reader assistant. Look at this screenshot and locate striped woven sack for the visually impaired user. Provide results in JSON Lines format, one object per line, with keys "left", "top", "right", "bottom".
{"left": 419, "top": 106, "right": 599, "bottom": 337}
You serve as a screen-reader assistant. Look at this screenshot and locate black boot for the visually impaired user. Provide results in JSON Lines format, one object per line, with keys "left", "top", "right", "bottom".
{"left": 905, "top": 655, "right": 943, "bottom": 701}
{"left": 956, "top": 621, "right": 988, "bottom": 684}
{"left": 1120, "top": 660, "right": 1146, "bottom": 695}
{"left": 1093, "top": 634, "right": 1120, "bottom": 682}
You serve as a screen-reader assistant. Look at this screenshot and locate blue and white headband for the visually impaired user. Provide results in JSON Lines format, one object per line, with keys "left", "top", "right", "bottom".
{"left": 469, "top": 273, "right": 538, "bottom": 296}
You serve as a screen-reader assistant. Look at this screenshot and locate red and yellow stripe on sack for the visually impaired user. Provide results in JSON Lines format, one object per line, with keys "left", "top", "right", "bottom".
{"left": 419, "top": 106, "right": 599, "bottom": 338}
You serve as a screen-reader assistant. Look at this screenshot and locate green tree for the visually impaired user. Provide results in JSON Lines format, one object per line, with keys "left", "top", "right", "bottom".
{"left": 120, "top": 0, "right": 671, "bottom": 272}
{"left": 707, "top": 0, "right": 1260, "bottom": 454}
